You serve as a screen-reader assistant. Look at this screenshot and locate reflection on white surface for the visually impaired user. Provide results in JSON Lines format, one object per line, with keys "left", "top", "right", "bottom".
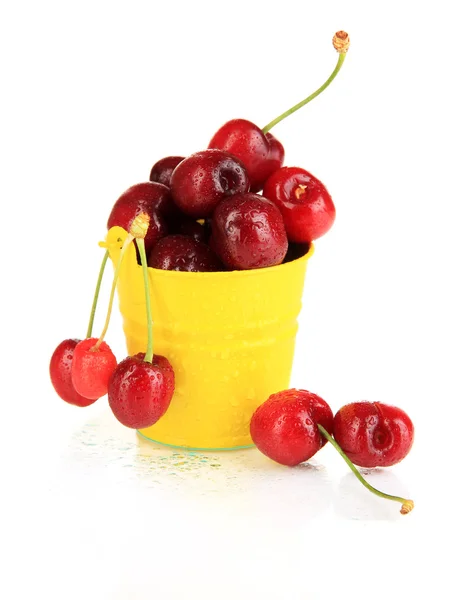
{"left": 59, "top": 410, "right": 333, "bottom": 521}
{"left": 7, "top": 405, "right": 452, "bottom": 600}
{"left": 334, "top": 469, "right": 412, "bottom": 521}
{"left": 50, "top": 410, "right": 415, "bottom": 523}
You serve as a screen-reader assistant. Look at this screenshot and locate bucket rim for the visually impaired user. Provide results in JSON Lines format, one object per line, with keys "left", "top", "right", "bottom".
{"left": 107, "top": 226, "right": 314, "bottom": 280}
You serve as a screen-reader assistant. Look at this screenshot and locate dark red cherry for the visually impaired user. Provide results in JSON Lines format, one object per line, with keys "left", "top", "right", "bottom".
{"left": 250, "top": 389, "right": 334, "bottom": 466}
{"left": 149, "top": 156, "right": 185, "bottom": 187}
{"left": 170, "top": 149, "right": 250, "bottom": 218}
{"left": 108, "top": 353, "right": 175, "bottom": 429}
{"left": 49, "top": 339, "right": 97, "bottom": 407}
{"left": 208, "top": 119, "right": 284, "bottom": 192}
{"left": 107, "top": 182, "right": 170, "bottom": 252}
{"left": 211, "top": 193, "right": 288, "bottom": 270}
{"left": 71, "top": 338, "right": 117, "bottom": 400}
{"left": 333, "top": 401, "right": 414, "bottom": 468}
{"left": 263, "top": 167, "right": 335, "bottom": 243}
{"left": 148, "top": 234, "right": 222, "bottom": 272}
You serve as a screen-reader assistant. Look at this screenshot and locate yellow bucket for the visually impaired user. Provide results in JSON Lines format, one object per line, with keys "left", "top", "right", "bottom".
{"left": 106, "top": 226, "right": 313, "bottom": 450}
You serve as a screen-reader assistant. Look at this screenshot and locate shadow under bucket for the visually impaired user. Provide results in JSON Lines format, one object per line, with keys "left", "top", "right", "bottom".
{"left": 107, "top": 226, "right": 313, "bottom": 450}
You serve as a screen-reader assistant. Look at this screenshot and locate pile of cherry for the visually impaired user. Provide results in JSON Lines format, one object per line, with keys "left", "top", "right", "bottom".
{"left": 49, "top": 32, "right": 415, "bottom": 515}
{"left": 107, "top": 115, "right": 336, "bottom": 272}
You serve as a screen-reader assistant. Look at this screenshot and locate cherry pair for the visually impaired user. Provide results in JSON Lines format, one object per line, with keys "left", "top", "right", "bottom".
{"left": 50, "top": 338, "right": 117, "bottom": 407}
{"left": 250, "top": 390, "right": 414, "bottom": 514}
{"left": 50, "top": 248, "right": 117, "bottom": 407}
{"left": 50, "top": 215, "right": 175, "bottom": 429}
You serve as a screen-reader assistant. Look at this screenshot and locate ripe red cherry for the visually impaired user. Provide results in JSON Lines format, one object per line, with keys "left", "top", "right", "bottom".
{"left": 107, "top": 182, "right": 170, "bottom": 252}
{"left": 211, "top": 193, "right": 288, "bottom": 270}
{"left": 170, "top": 149, "right": 250, "bottom": 218}
{"left": 49, "top": 339, "right": 97, "bottom": 407}
{"left": 208, "top": 33, "right": 352, "bottom": 193}
{"left": 333, "top": 401, "right": 414, "bottom": 468}
{"left": 71, "top": 337, "right": 117, "bottom": 400}
{"left": 263, "top": 167, "right": 335, "bottom": 243}
{"left": 108, "top": 353, "right": 175, "bottom": 429}
{"left": 250, "top": 389, "right": 334, "bottom": 466}
{"left": 149, "top": 156, "right": 184, "bottom": 187}
{"left": 208, "top": 119, "right": 284, "bottom": 192}
{"left": 148, "top": 234, "right": 222, "bottom": 272}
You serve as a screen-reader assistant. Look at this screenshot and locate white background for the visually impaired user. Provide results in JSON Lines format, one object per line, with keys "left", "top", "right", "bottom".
{"left": 1, "top": 1, "right": 464, "bottom": 598}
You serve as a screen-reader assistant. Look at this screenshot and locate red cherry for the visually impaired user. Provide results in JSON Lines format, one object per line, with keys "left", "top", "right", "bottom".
{"left": 148, "top": 234, "right": 222, "bottom": 272}
{"left": 107, "top": 182, "right": 170, "bottom": 252}
{"left": 149, "top": 156, "right": 185, "bottom": 187}
{"left": 333, "top": 401, "right": 414, "bottom": 468}
{"left": 170, "top": 149, "right": 250, "bottom": 218}
{"left": 250, "top": 389, "right": 334, "bottom": 466}
{"left": 49, "top": 339, "right": 97, "bottom": 407}
{"left": 108, "top": 353, "right": 175, "bottom": 429}
{"left": 207, "top": 32, "right": 352, "bottom": 192}
{"left": 208, "top": 119, "right": 284, "bottom": 192}
{"left": 211, "top": 192, "right": 288, "bottom": 270}
{"left": 263, "top": 167, "right": 335, "bottom": 243}
{"left": 71, "top": 337, "right": 117, "bottom": 400}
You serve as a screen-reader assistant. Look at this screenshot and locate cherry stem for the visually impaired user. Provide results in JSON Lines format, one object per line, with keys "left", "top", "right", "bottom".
{"left": 262, "top": 51, "right": 346, "bottom": 134}
{"left": 93, "top": 235, "right": 134, "bottom": 350}
{"left": 135, "top": 238, "right": 154, "bottom": 364}
{"left": 317, "top": 425, "right": 414, "bottom": 515}
{"left": 85, "top": 250, "right": 109, "bottom": 339}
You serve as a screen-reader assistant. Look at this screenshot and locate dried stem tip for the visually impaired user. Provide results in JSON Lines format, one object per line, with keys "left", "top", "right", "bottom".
{"left": 130, "top": 213, "right": 150, "bottom": 239}
{"left": 333, "top": 31, "right": 350, "bottom": 53}
{"left": 400, "top": 499, "right": 415, "bottom": 515}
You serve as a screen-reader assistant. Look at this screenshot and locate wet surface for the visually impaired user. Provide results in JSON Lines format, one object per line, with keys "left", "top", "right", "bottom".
{"left": 44, "top": 409, "right": 413, "bottom": 523}
{"left": 61, "top": 410, "right": 333, "bottom": 520}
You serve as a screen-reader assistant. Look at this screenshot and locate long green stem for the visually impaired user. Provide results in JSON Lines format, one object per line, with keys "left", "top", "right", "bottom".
{"left": 135, "top": 238, "right": 154, "bottom": 363}
{"left": 93, "top": 235, "right": 133, "bottom": 349}
{"left": 86, "top": 250, "right": 109, "bottom": 339}
{"left": 318, "top": 425, "right": 414, "bottom": 515}
{"left": 262, "top": 52, "right": 346, "bottom": 134}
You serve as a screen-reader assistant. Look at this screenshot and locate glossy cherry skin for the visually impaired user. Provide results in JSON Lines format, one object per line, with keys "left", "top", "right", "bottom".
{"left": 149, "top": 156, "right": 184, "bottom": 187}
{"left": 333, "top": 401, "right": 414, "bottom": 468}
{"left": 108, "top": 353, "right": 175, "bottom": 429}
{"left": 263, "top": 166, "right": 335, "bottom": 243}
{"left": 49, "top": 339, "right": 97, "bottom": 407}
{"left": 170, "top": 149, "right": 250, "bottom": 218}
{"left": 107, "top": 182, "right": 170, "bottom": 252}
{"left": 250, "top": 389, "right": 334, "bottom": 466}
{"left": 71, "top": 338, "right": 117, "bottom": 400}
{"left": 208, "top": 119, "right": 284, "bottom": 192}
{"left": 211, "top": 193, "right": 288, "bottom": 270}
{"left": 148, "top": 234, "right": 222, "bottom": 272}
